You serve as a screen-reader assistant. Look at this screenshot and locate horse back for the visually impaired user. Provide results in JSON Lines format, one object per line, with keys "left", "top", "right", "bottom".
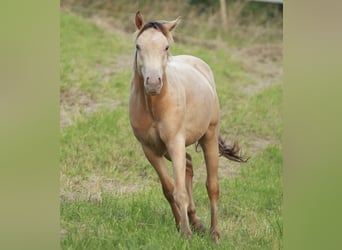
{"left": 170, "top": 55, "right": 217, "bottom": 92}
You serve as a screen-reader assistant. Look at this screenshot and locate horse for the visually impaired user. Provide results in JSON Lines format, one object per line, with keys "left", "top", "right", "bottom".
{"left": 129, "top": 11, "right": 246, "bottom": 242}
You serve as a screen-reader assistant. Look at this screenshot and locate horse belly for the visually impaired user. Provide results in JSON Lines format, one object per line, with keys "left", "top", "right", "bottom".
{"left": 184, "top": 82, "right": 217, "bottom": 146}
{"left": 184, "top": 98, "right": 214, "bottom": 146}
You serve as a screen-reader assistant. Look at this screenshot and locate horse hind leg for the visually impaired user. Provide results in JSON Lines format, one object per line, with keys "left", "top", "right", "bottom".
{"left": 199, "top": 128, "right": 221, "bottom": 242}
{"left": 185, "top": 153, "right": 206, "bottom": 234}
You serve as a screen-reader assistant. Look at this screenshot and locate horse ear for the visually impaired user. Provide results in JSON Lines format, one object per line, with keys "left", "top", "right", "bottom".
{"left": 135, "top": 11, "right": 144, "bottom": 30}
{"left": 164, "top": 17, "right": 181, "bottom": 32}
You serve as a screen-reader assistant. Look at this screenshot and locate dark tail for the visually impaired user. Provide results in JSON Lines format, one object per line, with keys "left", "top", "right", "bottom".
{"left": 218, "top": 136, "right": 248, "bottom": 163}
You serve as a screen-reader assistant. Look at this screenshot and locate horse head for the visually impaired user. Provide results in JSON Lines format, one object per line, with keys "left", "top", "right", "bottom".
{"left": 134, "top": 11, "right": 180, "bottom": 95}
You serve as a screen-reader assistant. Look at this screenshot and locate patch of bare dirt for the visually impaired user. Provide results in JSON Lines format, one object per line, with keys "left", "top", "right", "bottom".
{"left": 248, "top": 137, "right": 280, "bottom": 154}
{"left": 60, "top": 174, "right": 146, "bottom": 202}
{"left": 91, "top": 15, "right": 133, "bottom": 37}
{"left": 175, "top": 35, "right": 226, "bottom": 50}
{"left": 60, "top": 89, "right": 121, "bottom": 128}
{"left": 232, "top": 44, "right": 283, "bottom": 95}
{"left": 96, "top": 54, "right": 133, "bottom": 78}
{"left": 234, "top": 45, "right": 282, "bottom": 77}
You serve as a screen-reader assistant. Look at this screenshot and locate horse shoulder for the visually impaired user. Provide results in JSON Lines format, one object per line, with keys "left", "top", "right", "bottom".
{"left": 130, "top": 104, "right": 166, "bottom": 153}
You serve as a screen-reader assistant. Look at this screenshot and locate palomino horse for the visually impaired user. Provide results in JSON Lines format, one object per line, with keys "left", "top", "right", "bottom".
{"left": 129, "top": 11, "right": 246, "bottom": 242}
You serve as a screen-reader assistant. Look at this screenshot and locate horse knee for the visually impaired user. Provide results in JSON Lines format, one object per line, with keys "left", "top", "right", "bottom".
{"left": 174, "top": 189, "right": 189, "bottom": 208}
{"left": 206, "top": 181, "right": 219, "bottom": 200}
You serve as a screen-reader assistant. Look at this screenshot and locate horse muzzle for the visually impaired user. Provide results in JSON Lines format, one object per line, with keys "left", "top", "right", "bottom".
{"left": 144, "top": 76, "right": 163, "bottom": 95}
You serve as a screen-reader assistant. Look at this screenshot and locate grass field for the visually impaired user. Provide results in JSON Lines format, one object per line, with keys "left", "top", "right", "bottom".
{"left": 60, "top": 5, "right": 283, "bottom": 249}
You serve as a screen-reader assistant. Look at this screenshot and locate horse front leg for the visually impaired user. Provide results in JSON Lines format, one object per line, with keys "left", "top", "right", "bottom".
{"left": 142, "top": 145, "right": 181, "bottom": 228}
{"left": 200, "top": 128, "right": 221, "bottom": 242}
{"left": 186, "top": 153, "right": 205, "bottom": 234}
{"left": 166, "top": 136, "right": 192, "bottom": 240}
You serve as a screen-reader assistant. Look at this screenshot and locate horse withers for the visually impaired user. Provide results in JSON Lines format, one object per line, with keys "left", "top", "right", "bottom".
{"left": 129, "top": 11, "right": 246, "bottom": 242}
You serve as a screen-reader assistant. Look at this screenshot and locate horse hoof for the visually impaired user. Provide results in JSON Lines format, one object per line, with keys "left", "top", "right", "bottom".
{"left": 193, "top": 222, "right": 206, "bottom": 235}
{"left": 211, "top": 230, "right": 220, "bottom": 243}
{"left": 181, "top": 230, "right": 192, "bottom": 242}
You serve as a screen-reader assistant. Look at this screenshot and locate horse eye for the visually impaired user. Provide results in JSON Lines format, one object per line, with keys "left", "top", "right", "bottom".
{"left": 165, "top": 45, "right": 169, "bottom": 51}
{"left": 136, "top": 44, "right": 141, "bottom": 50}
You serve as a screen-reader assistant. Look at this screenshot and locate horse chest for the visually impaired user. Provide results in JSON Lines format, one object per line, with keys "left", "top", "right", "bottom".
{"left": 130, "top": 112, "right": 165, "bottom": 152}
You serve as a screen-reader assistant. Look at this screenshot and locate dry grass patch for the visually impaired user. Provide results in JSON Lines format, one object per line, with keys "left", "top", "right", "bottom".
{"left": 60, "top": 174, "right": 147, "bottom": 202}
{"left": 60, "top": 89, "right": 122, "bottom": 128}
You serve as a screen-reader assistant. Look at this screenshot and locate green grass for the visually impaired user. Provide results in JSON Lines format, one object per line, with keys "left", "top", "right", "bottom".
{"left": 60, "top": 12, "right": 132, "bottom": 100}
{"left": 226, "top": 84, "right": 283, "bottom": 141}
{"left": 60, "top": 9, "right": 283, "bottom": 249}
{"left": 61, "top": 145, "right": 282, "bottom": 249}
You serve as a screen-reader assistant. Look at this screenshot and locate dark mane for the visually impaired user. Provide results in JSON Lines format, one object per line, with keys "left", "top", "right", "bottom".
{"left": 137, "top": 21, "right": 168, "bottom": 38}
